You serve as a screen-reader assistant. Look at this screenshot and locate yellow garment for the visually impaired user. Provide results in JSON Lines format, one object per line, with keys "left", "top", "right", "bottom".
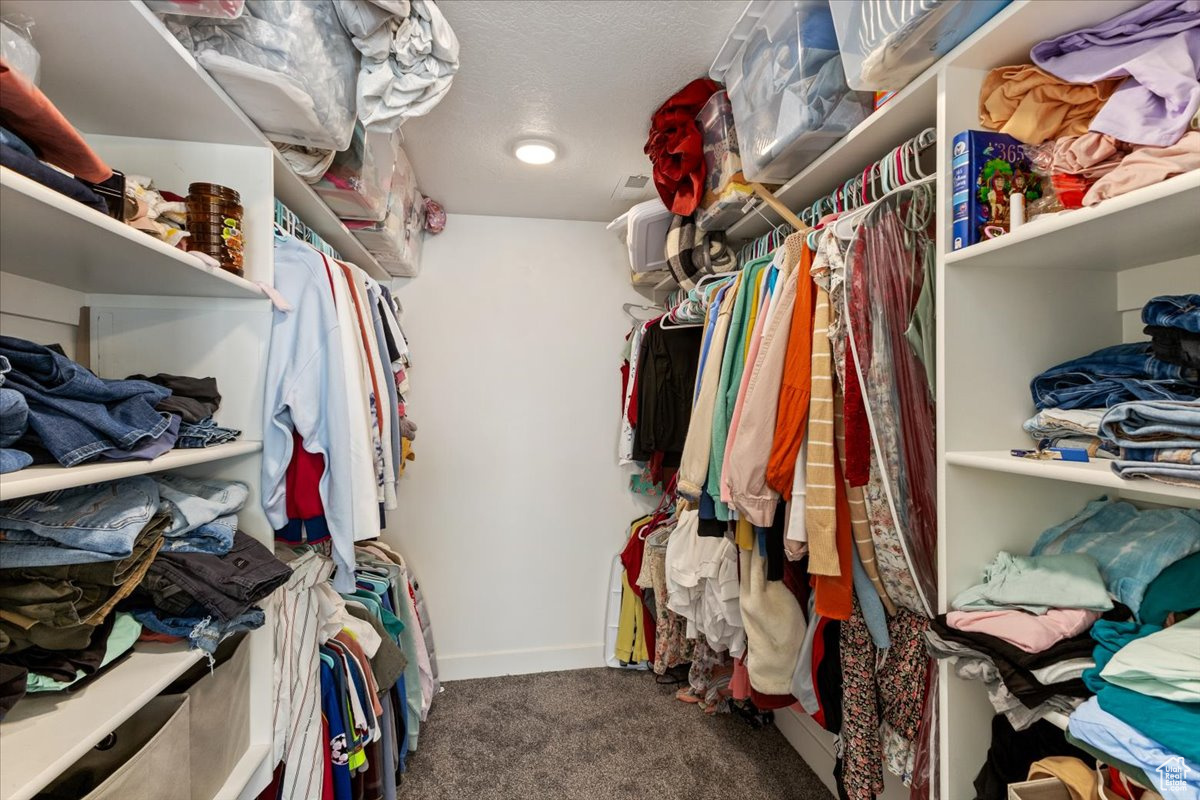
{"left": 979, "top": 64, "right": 1121, "bottom": 145}
{"left": 743, "top": 267, "right": 765, "bottom": 361}
{"left": 1027, "top": 757, "right": 1100, "bottom": 800}
{"left": 805, "top": 287, "right": 839, "bottom": 576}
{"left": 736, "top": 518, "right": 754, "bottom": 551}
{"left": 615, "top": 571, "right": 649, "bottom": 664}
{"left": 399, "top": 437, "right": 415, "bottom": 475}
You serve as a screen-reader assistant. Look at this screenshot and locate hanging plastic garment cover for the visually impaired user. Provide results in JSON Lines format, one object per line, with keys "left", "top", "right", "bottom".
{"left": 844, "top": 181, "right": 940, "bottom": 800}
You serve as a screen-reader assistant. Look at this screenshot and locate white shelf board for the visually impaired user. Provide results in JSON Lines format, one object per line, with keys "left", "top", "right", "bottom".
{"left": 0, "top": 644, "right": 204, "bottom": 800}
{"left": 1043, "top": 711, "right": 1069, "bottom": 731}
{"left": 214, "top": 743, "right": 272, "bottom": 800}
{"left": 271, "top": 151, "right": 391, "bottom": 282}
{"left": 945, "top": 169, "right": 1200, "bottom": 272}
{"left": 726, "top": 68, "right": 938, "bottom": 243}
{"left": 0, "top": 441, "right": 263, "bottom": 502}
{"left": 945, "top": 450, "right": 1200, "bottom": 503}
{"left": 0, "top": 168, "right": 265, "bottom": 299}
{"left": 0, "top": 0, "right": 263, "bottom": 147}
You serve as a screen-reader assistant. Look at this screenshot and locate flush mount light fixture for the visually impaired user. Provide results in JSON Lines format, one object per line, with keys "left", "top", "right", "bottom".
{"left": 514, "top": 139, "right": 558, "bottom": 165}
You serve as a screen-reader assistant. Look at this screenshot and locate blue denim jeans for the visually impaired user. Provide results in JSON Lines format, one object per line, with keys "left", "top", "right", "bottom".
{"left": 1099, "top": 399, "right": 1200, "bottom": 449}
{"left": 156, "top": 475, "right": 248, "bottom": 539}
{"left": 0, "top": 387, "right": 29, "bottom": 447}
{"left": 0, "top": 448, "right": 32, "bottom": 473}
{"left": 0, "top": 336, "right": 172, "bottom": 466}
{"left": 1031, "top": 342, "right": 1200, "bottom": 410}
{"left": 175, "top": 416, "right": 241, "bottom": 449}
{"left": 0, "top": 476, "right": 160, "bottom": 566}
{"left": 158, "top": 513, "right": 237, "bottom": 555}
{"left": 1143, "top": 293, "right": 1200, "bottom": 334}
{"left": 100, "top": 414, "right": 179, "bottom": 461}
{"left": 131, "top": 606, "right": 265, "bottom": 654}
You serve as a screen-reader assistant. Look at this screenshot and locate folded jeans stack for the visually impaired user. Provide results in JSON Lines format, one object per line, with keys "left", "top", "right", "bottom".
{"left": 1100, "top": 400, "right": 1200, "bottom": 487}
{"left": 127, "top": 372, "right": 242, "bottom": 449}
{"left": 0, "top": 356, "right": 32, "bottom": 474}
{"left": 0, "top": 336, "right": 173, "bottom": 469}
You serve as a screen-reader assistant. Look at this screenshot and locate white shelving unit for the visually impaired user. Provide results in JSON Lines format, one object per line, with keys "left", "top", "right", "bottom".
{"left": 933, "top": 2, "right": 1200, "bottom": 797}
{"left": 714, "top": 1, "right": 1199, "bottom": 796}
{"left": 0, "top": 1, "right": 392, "bottom": 796}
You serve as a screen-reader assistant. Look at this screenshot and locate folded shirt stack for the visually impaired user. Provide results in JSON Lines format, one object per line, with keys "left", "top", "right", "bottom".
{"left": 0, "top": 475, "right": 290, "bottom": 719}
{"left": 1067, "top": 612, "right": 1200, "bottom": 800}
{"left": 1024, "top": 295, "right": 1200, "bottom": 482}
{"left": 929, "top": 550, "right": 1120, "bottom": 730}
{"left": 0, "top": 336, "right": 243, "bottom": 475}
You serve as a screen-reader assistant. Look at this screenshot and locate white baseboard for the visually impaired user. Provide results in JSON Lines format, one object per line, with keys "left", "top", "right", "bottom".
{"left": 437, "top": 643, "right": 605, "bottom": 681}
{"left": 775, "top": 707, "right": 911, "bottom": 800}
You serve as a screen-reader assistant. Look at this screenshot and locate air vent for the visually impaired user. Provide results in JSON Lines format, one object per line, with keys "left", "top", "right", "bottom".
{"left": 611, "top": 174, "right": 654, "bottom": 201}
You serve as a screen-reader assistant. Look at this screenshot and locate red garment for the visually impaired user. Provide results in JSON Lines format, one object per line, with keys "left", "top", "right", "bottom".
{"left": 842, "top": 347, "right": 871, "bottom": 487}
{"left": 731, "top": 657, "right": 751, "bottom": 701}
{"left": 644, "top": 78, "right": 720, "bottom": 216}
{"left": 321, "top": 717, "right": 334, "bottom": 800}
{"left": 620, "top": 523, "right": 657, "bottom": 658}
{"left": 0, "top": 61, "right": 113, "bottom": 182}
{"left": 286, "top": 431, "right": 327, "bottom": 519}
{"left": 750, "top": 686, "right": 797, "bottom": 711}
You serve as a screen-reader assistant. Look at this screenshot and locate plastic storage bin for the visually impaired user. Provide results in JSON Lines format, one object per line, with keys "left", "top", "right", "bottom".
{"left": 162, "top": 1, "right": 357, "bottom": 150}
{"left": 36, "top": 696, "right": 191, "bottom": 800}
{"left": 347, "top": 191, "right": 426, "bottom": 278}
{"left": 831, "top": 0, "right": 1010, "bottom": 92}
{"left": 1, "top": 16, "right": 40, "bottom": 84}
{"left": 608, "top": 197, "right": 673, "bottom": 274}
{"left": 712, "top": 0, "right": 873, "bottom": 184}
{"left": 315, "top": 125, "right": 401, "bottom": 221}
{"left": 145, "top": 0, "right": 245, "bottom": 18}
{"left": 696, "top": 90, "right": 754, "bottom": 232}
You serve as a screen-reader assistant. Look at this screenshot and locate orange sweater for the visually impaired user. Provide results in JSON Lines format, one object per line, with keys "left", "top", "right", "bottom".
{"left": 766, "top": 244, "right": 816, "bottom": 495}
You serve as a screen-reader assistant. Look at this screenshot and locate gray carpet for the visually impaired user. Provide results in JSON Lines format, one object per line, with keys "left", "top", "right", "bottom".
{"left": 400, "top": 667, "right": 833, "bottom": 800}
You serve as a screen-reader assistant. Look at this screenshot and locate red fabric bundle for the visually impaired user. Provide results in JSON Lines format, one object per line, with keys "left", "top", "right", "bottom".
{"left": 0, "top": 60, "right": 113, "bottom": 182}
{"left": 644, "top": 78, "right": 720, "bottom": 216}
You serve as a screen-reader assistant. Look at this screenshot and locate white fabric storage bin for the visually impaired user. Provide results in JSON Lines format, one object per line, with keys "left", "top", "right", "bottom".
{"left": 315, "top": 126, "right": 401, "bottom": 222}
{"left": 1007, "top": 778, "right": 1073, "bottom": 800}
{"left": 712, "top": 0, "right": 873, "bottom": 184}
{"left": 830, "top": 0, "right": 1010, "bottom": 92}
{"left": 36, "top": 695, "right": 190, "bottom": 800}
{"left": 179, "top": 637, "right": 250, "bottom": 800}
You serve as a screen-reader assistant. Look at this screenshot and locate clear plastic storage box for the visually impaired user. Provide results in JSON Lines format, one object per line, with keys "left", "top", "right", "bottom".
{"left": 162, "top": 0, "right": 357, "bottom": 150}
{"left": 696, "top": 90, "right": 755, "bottom": 232}
{"left": 712, "top": 0, "right": 873, "bottom": 184}
{"left": 830, "top": 0, "right": 1011, "bottom": 92}
{"left": 315, "top": 125, "right": 400, "bottom": 222}
{"left": 346, "top": 156, "right": 425, "bottom": 278}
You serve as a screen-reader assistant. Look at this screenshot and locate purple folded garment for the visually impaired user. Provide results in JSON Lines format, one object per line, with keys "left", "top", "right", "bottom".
{"left": 1031, "top": 0, "right": 1200, "bottom": 147}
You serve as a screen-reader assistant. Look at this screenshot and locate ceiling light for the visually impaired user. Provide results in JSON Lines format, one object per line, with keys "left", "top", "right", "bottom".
{"left": 514, "top": 139, "right": 557, "bottom": 165}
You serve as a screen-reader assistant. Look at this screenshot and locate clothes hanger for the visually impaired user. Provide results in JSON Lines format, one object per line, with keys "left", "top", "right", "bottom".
{"left": 623, "top": 302, "right": 660, "bottom": 321}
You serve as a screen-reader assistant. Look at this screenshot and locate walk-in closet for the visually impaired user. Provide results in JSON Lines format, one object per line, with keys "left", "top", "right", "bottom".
{"left": 0, "top": 1, "right": 1197, "bottom": 799}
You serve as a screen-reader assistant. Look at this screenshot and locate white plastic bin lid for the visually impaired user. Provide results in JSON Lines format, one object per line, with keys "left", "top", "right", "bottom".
{"left": 710, "top": 0, "right": 770, "bottom": 82}
{"left": 624, "top": 197, "right": 673, "bottom": 273}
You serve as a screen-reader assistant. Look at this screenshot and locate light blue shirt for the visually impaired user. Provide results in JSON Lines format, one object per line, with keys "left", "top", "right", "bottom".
{"left": 262, "top": 234, "right": 358, "bottom": 592}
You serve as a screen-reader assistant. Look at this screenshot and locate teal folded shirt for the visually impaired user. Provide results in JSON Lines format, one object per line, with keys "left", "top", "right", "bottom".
{"left": 951, "top": 551, "right": 1113, "bottom": 614}
{"left": 1085, "top": 618, "right": 1200, "bottom": 763}
{"left": 1139, "top": 551, "right": 1200, "bottom": 627}
{"left": 26, "top": 612, "right": 142, "bottom": 693}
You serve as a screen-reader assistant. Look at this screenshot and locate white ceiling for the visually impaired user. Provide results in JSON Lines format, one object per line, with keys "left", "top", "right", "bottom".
{"left": 400, "top": 0, "right": 746, "bottom": 223}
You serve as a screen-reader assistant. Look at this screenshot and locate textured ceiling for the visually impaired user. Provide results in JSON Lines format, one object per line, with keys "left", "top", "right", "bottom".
{"left": 400, "top": 0, "right": 746, "bottom": 222}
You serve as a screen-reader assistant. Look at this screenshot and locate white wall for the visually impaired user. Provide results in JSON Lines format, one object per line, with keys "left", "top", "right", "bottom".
{"left": 389, "top": 214, "right": 653, "bottom": 680}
